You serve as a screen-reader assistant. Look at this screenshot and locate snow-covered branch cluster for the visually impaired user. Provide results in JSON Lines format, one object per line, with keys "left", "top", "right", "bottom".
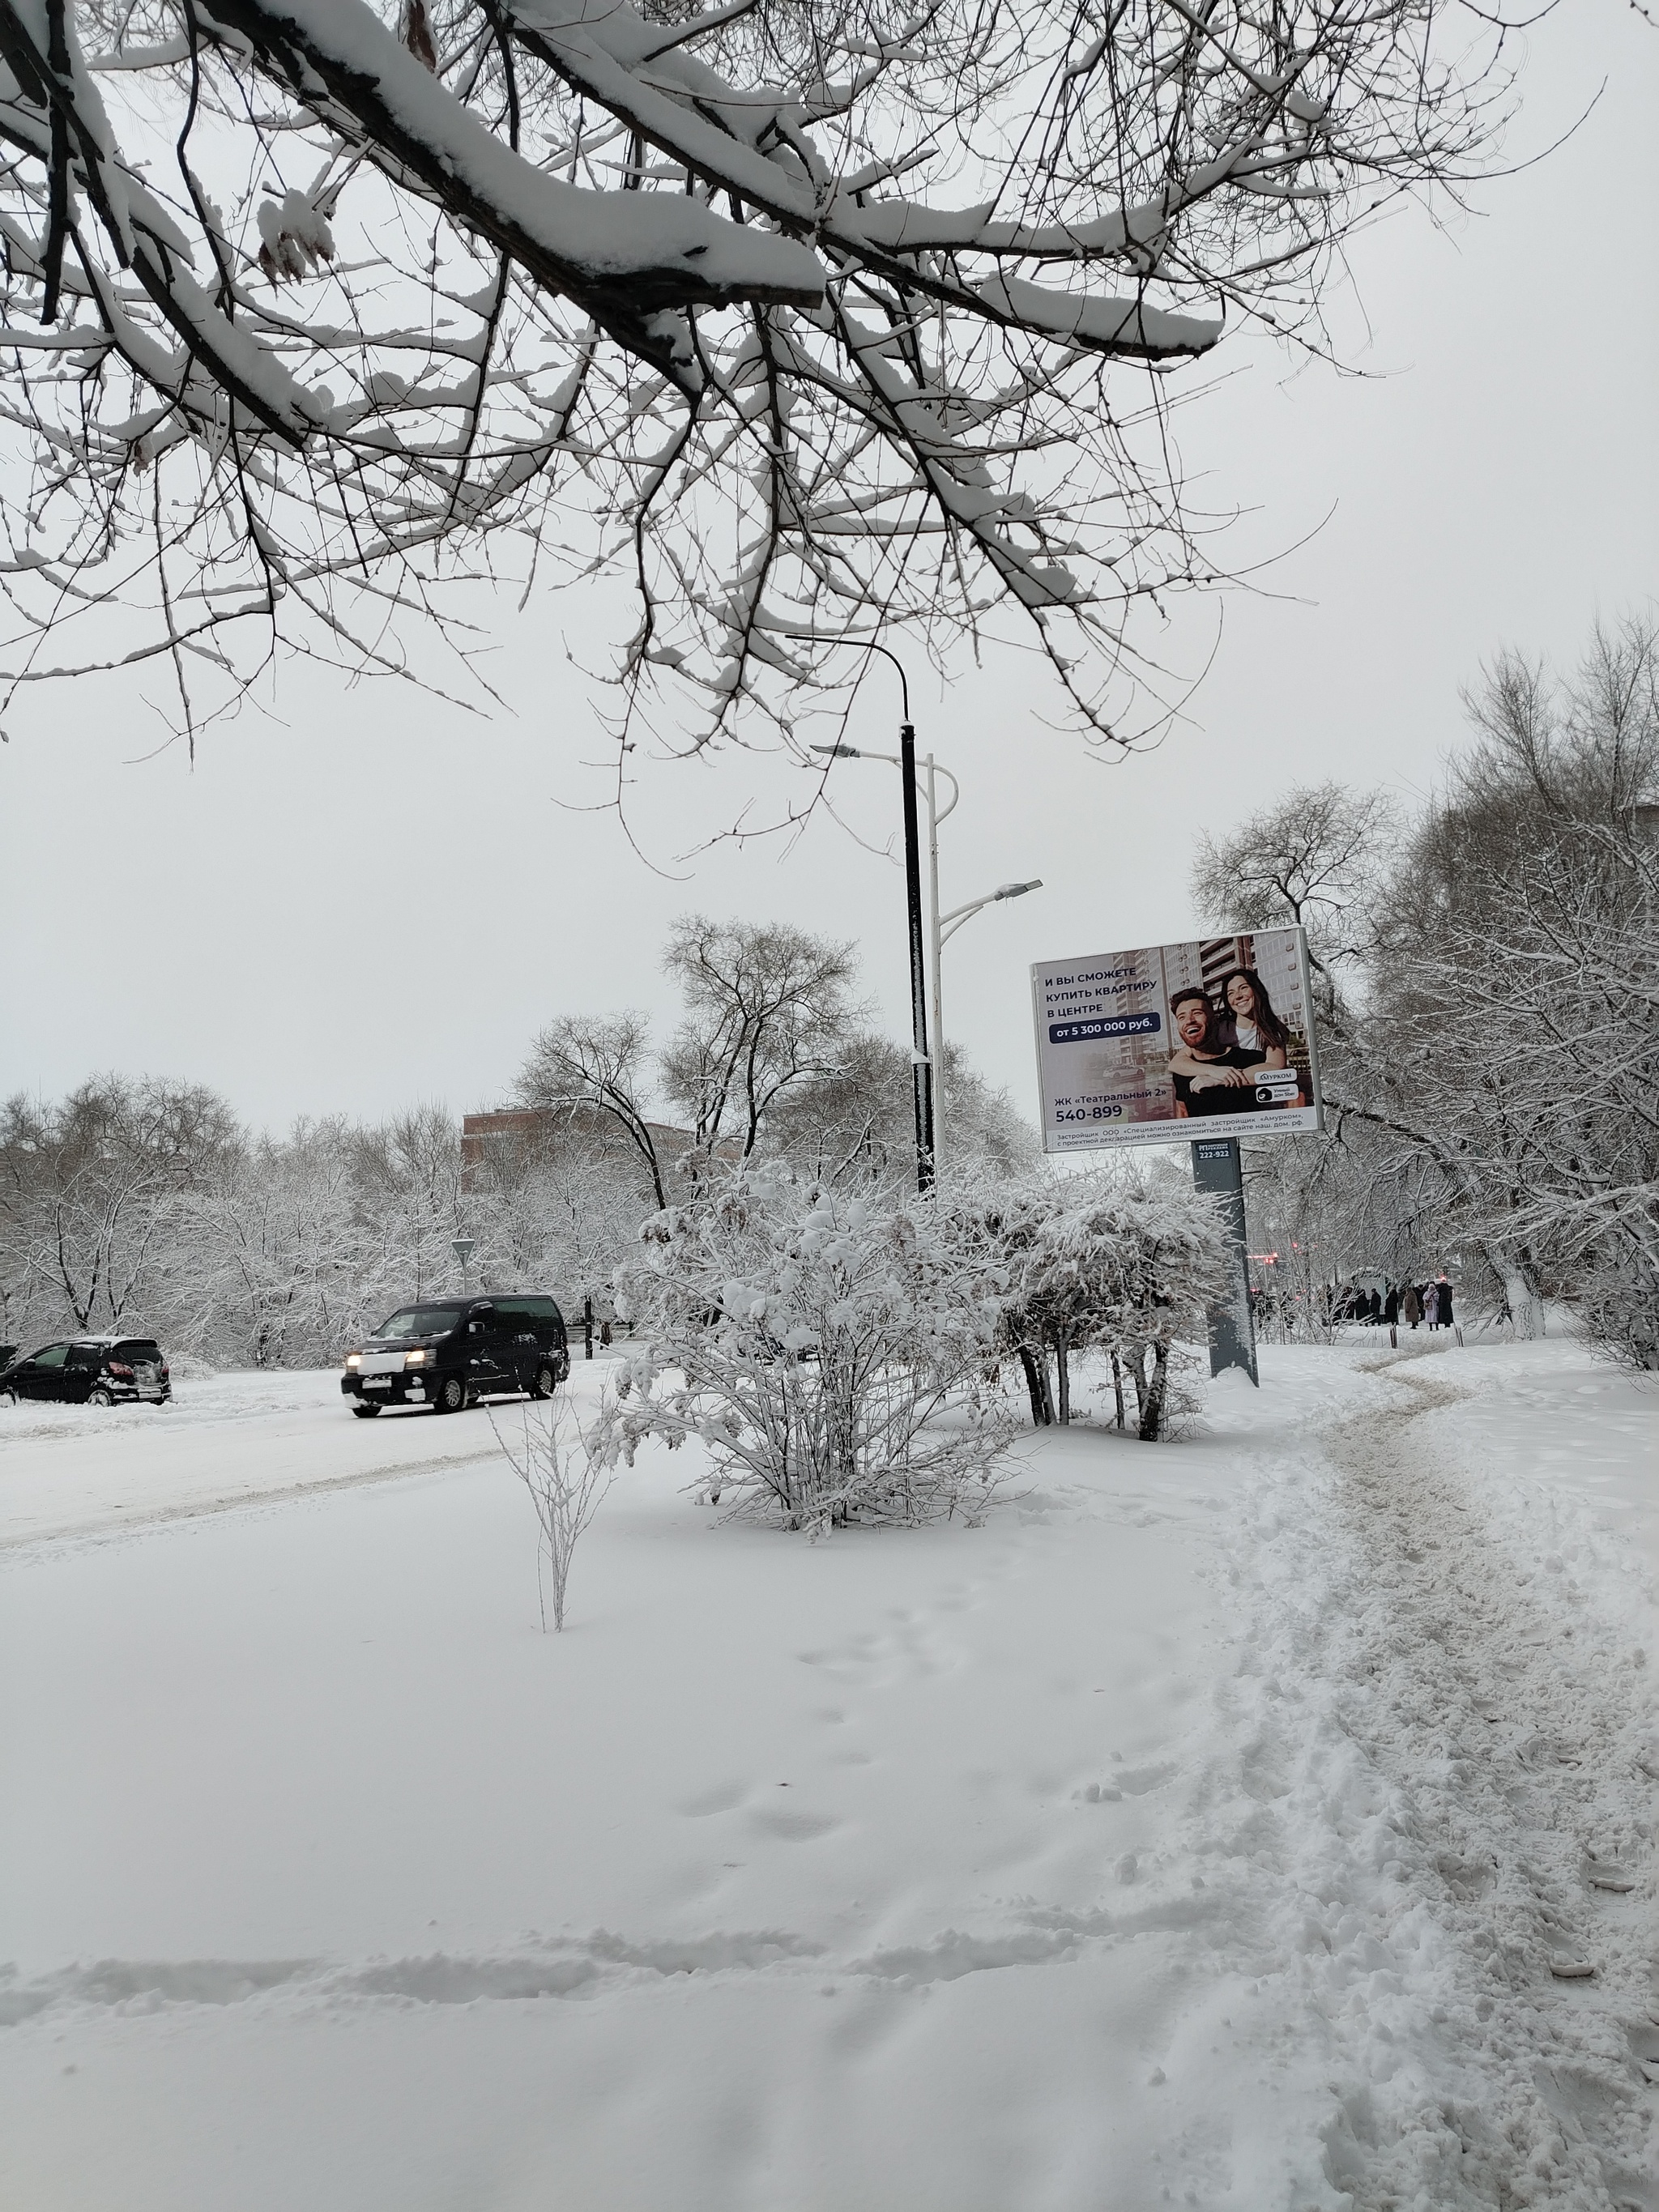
{"left": 0, "top": 0, "right": 1528, "bottom": 741}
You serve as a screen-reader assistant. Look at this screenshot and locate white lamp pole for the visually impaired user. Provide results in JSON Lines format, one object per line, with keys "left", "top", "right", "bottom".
{"left": 932, "top": 876, "right": 1043, "bottom": 1165}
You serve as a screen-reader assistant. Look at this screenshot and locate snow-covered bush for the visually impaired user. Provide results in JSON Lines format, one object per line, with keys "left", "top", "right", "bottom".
{"left": 960, "top": 1165, "right": 1229, "bottom": 1439}
{"left": 492, "top": 1397, "right": 612, "bottom": 1633}
{"left": 594, "top": 1175, "right": 1013, "bottom": 1533}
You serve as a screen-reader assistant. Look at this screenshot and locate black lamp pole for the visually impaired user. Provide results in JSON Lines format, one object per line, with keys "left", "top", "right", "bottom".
{"left": 812, "top": 646, "right": 936, "bottom": 1194}
{"left": 897, "top": 715, "right": 936, "bottom": 1193}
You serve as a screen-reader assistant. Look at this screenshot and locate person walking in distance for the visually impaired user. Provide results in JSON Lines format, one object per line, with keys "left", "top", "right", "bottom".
{"left": 1402, "top": 1284, "right": 1422, "bottom": 1330}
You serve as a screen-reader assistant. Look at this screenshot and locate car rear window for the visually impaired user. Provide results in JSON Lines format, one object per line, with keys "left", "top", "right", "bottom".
{"left": 115, "top": 1341, "right": 162, "bottom": 1362}
{"left": 496, "top": 1297, "right": 562, "bottom": 1325}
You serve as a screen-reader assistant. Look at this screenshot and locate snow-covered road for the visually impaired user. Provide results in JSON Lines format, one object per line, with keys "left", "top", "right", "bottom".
{"left": 1, "top": 1343, "right": 1652, "bottom": 2210}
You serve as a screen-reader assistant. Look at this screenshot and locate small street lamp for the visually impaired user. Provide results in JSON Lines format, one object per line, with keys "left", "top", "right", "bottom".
{"left": 451, "top": 1238, "right": 476, "bottom": 1296}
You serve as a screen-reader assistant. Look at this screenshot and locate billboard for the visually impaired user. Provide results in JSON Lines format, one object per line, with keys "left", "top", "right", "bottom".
{"left": 1031, "top": 927, "right": 1322, "bottom": 1152}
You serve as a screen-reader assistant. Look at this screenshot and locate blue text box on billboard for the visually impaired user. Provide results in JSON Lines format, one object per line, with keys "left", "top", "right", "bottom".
{"left": 1047, "top": 1012, "right": 1162, "bottom": 1045}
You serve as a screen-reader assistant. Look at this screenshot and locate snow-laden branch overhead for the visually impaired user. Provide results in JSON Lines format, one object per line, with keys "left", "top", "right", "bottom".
{"left": 0, "top": 0, "right": 1538, "bottom": 742}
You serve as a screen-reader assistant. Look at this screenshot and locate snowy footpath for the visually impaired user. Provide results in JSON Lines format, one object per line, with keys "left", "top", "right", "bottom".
{"left": 1, "top": 1342, "right": 1653, "bottom": 2211}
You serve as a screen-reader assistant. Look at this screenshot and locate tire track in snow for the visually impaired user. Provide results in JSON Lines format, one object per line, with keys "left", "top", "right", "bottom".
{"left": 0, "top": 1441, "right": 505, "bottom": 1554}
{"left": 1294, "top": 1355, "right": 1657, "bottom": 2210}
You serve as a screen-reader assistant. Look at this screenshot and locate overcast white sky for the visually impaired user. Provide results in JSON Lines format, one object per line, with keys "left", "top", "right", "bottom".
{"left": 2, "top": 1, "right": 1654, "bottom": 1139}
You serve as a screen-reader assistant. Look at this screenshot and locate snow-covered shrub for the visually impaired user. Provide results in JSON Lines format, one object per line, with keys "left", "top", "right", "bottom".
{"left": 593, "top": 1174, "right": 1013, "bottom": 1533}
{"left": 960, "top": 1165, "right": 1229, "bottom": 1439}
{"left": 491, "top": 1397, "right": 612, "bottom": 1632}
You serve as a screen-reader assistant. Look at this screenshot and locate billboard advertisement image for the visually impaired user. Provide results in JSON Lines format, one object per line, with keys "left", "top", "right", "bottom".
{"left": 1031, "top": 927, "right": 1322, "bottom": 1152}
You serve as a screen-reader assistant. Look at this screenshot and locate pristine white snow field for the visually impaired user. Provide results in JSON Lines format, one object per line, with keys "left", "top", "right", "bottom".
{"left": 1, "top": 1341, "right": 1653, "bottom": 2211}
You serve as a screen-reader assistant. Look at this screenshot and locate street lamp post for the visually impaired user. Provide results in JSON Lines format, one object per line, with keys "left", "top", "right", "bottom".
{"left": 814, "top": 660, "right": 1041, "bottom": 1181}
{"left": 812, "top": 646, "right": 936, "bottom": 1193}
{"left": 897, "top": 715, "right": 935, "bottom": 1192}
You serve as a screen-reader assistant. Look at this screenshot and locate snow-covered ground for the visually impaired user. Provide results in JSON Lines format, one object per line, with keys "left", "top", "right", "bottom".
{"left": 1, "top": 1341, "right": 1653, "bottom": 2210}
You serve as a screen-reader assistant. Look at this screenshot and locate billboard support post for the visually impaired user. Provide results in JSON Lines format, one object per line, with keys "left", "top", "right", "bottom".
{"left": 1189, "top": 1136, "right": 1258, "bottom": 1387}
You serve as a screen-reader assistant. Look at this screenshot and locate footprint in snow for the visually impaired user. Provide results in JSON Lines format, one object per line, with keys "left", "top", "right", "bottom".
{"left": 747, "top": 1806, "right": 840, "bottom": 1843}
{"left": 676, "top": 1782, "right": 748, "bottom": 1819}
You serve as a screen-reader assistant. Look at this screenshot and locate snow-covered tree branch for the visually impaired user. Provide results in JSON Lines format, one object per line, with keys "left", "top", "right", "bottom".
{"left": 0, "top": 0, "right": 1532, "bottom": 742}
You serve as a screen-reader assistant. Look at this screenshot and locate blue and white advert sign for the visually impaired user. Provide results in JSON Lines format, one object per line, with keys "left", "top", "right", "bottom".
{"left": 1031, "top": 927, "right": 1323, "bottom": 1152}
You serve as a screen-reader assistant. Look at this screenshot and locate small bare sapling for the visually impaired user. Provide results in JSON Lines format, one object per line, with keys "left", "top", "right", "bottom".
{"left": 491, "top": 1396, "right": 612, "bottom": 1632}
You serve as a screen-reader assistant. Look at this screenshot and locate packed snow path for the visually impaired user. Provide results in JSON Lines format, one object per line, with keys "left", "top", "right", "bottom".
{"left": 1235, "top": 1353, "right": 1657, "bottom": 2208}
{"left": 1, "top": 1345, "right": 1653, "bottom": 2210}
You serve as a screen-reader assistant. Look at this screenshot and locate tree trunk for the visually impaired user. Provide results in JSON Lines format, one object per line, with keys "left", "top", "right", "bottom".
{"left": 1017, "top": 1345, "right": 1050, "bottom": 1426}
{"left": 1055, "top": 1327, "right": 1071, "bottom": 1424}
{"left": 1110, "top": 1349, "right": 1125, "bottom": 1430}
{"left": 1497, "top": 1263, "right": 1545, "bottom": 1340}
{"left": 1137, "top": 1340, "right": 1170, "bottom": 1442}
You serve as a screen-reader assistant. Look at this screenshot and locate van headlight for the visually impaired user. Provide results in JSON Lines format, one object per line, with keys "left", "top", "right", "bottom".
{"left": 344, "top": 1353, "right": 361, "bottom": 1368}
{"left": 404, "top": 1349, "right": 426, "bottom": 1366}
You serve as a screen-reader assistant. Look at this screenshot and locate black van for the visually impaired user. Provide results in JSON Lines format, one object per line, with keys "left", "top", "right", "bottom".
{"left": 340, "top": 1296, "right": 569, "bottom": 1417}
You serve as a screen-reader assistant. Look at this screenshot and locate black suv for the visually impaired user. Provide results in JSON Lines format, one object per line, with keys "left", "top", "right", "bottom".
{"left": 341, "top": 1295, "right": 569, "bottom": 1417}
{"left": 0, "top": 1336, "right": 172, "bottom": 1406}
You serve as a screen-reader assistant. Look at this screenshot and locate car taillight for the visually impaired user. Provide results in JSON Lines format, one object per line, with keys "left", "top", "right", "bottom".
{"left": 109, "top": 1362, "right": 134, "bottom": 1377}
{"left": 160, "top": 1365, "right": 169, "bottom": 1377}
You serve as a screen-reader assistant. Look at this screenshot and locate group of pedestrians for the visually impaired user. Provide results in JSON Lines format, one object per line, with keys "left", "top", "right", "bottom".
{"left": 1333, "top": 1276, "right": 1456, "bottom": 1331}
{"left": 1336, "top": 1282, "right": 1460, "bottom": 1327}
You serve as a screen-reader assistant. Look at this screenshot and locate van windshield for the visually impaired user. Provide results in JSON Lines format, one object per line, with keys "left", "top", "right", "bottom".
{"left": 374, "top": 1307, "right": 459, "bottom": 1339}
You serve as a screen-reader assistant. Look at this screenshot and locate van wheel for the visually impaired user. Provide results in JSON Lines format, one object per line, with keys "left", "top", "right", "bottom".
{"left": 532, "top": 1364, "right": 556, "bottom": 1400}
{"left": 89, "top": 1386, "right": 114, "bottom": 1407}
{"left": 434, "top": 1375, "right": 467, "bottom": 1415}
{"left": 352, "top": 1401, "right": 381, "bottom": 1417}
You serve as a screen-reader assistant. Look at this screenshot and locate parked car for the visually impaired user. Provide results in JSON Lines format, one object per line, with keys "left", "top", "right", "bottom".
{"left": 340, "top": 1295, "right": 569, "bottom": 1417}
{"left": 0, "top": 1336, "right": 172, "bottom": 1407}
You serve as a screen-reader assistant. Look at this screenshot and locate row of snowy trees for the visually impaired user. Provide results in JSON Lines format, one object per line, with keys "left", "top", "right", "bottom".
{"left": 0, "top": 1087, "right": 483, "bottom": 1366}
{"left": 1192, "top": 617, "right": 1659, "bottom": 1370}
{"left": 0, "top": 915, "right": 1038, "bottom": 1365}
